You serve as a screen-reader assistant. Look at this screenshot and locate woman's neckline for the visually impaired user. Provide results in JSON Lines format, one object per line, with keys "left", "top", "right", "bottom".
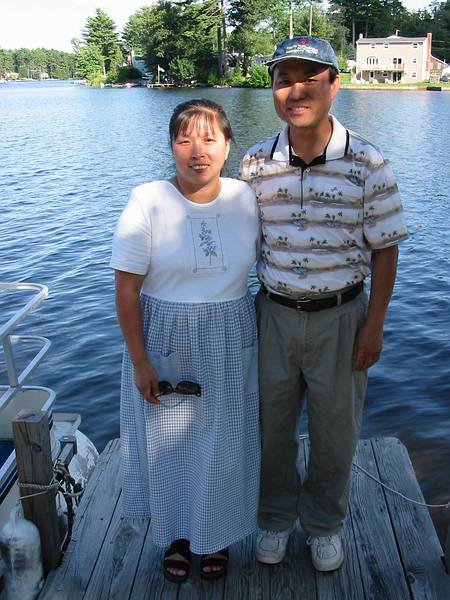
{"left": 168, "top": 177, "right": 223, "bottom": 206}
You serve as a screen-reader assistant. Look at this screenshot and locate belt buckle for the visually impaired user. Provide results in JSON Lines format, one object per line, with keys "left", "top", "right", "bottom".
{"left": 296, "top": 296, "right": 311, "bottom": 310}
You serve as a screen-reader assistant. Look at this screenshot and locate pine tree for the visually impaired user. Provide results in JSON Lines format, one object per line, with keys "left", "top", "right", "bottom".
{"left": 83, "top": 9, "right": 120, "bottom": 74}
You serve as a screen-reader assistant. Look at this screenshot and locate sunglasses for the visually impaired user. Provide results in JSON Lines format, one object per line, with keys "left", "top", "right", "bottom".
{"left": 156, "top": 380, "right": 202, "bottom": 399}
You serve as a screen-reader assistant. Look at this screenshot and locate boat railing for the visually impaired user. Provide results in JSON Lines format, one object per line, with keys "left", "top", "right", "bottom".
{"left": 0, "top": 283, "right": 51, "bottom": 409}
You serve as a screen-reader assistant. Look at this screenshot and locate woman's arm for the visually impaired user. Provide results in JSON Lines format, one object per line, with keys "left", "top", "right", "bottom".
{"left": 115, "top": 270, "right": 160, "bottom": 403}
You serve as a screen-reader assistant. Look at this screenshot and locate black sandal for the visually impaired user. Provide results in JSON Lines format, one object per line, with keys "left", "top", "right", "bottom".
{"left": 163, "top": 539, "right": 191, "bottom": 583}
{"left": 200, "top": 547, "right": 229, "bottom": 580}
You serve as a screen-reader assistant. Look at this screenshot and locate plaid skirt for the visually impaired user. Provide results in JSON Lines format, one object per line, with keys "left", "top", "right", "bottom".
{"left": 120, "top": 292, "right": 260, "bottom": 554}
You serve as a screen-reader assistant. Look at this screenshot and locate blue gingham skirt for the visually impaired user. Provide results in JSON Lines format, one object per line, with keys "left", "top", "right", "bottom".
{"left": 120, "top": 292, "right": 260, "bottom": 554}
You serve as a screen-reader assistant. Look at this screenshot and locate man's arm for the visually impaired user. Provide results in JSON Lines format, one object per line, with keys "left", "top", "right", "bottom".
{"left": 352, "top": 245, "right": 398, "bottom": 371}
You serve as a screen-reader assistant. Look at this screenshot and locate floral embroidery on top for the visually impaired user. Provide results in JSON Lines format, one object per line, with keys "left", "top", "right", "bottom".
{"left": 198, "top": 220, "right": 217, "bottom": 265}
{"left": 188, "top": 215, "right": 225, "bottom": 273}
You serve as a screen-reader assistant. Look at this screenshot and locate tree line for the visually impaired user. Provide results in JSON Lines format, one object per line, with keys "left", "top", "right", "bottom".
{"left": 0, "top": 48, "right": 75, "bottom": 79}
{"left": 1, "top": 1, "right": 449, "bottom": 85}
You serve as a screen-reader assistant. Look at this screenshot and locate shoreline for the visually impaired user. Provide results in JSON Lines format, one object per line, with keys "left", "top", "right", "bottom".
{"left": 341, "top": 84, "right": 450, "bottom": 91}
{"left": 3, "top": 79, "right": 450, "bottom": 91}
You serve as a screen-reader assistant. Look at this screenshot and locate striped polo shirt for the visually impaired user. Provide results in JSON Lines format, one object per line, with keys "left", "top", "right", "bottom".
{"left": 239, "top": 115, "right": 408, "bottom": 297}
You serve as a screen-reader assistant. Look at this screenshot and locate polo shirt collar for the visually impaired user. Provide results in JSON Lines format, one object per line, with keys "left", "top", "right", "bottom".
{"left": 270, "top": 115, "right": 348, "bottom": 163}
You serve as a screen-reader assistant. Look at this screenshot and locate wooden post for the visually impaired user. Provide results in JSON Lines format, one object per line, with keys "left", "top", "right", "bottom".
{"left": 12, "top": 409, "right": 61, "bottom": 575}
{"left": 445, "top": 518, "right": 450, "bottom": 574}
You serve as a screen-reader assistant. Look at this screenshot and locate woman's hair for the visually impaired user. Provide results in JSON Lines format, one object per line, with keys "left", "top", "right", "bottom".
{"left": 169, "top": 99, "right": 234, "bottom": 144}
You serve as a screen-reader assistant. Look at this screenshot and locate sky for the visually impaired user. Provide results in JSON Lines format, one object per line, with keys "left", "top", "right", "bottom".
{"left": 0, "top": 0, "right": 434, "bottom": 53}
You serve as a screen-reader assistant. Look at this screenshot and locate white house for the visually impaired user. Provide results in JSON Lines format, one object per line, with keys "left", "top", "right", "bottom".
{"left": 355, "top": 32, "right": 435, "bottom": 84}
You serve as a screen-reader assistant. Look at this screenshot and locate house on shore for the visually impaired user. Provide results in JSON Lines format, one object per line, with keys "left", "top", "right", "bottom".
{"left": 129, "top": 50, "right": 151, "bottom": 80}
{"left": 354, "top": 32, "right": 447, "bottom": 84}
{"left": 430, "top": 54, "right": 448, "bottom": 81}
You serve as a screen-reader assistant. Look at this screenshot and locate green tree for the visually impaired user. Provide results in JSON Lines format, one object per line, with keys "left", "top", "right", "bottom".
{"left": 123, "top": 1, "right": 219, "bottom": 83}
{"left": 0, "top": 49, "right": 14, "bottom": 76}
{"left": 83, "top": 8, "right": 120, "bottom": 74}
{"left": 169, "top": 56, "right": 196, "bottom": 83}
{"left": 329, "top": 0, "right": 409, "bottom": 46}
{"left": 122, "top": 6, "right": 155, "bottom": 55}
{"left": 248, "top": 64, "right": 271, "bottom": 87}
{"left": 13, "top": 48, "right": 33, "bottom": 78}
{"left": 105, "top": 45, "right": 126, "bottom": 82}
{"left": 74, "top": 43, "right": 105, "bottom": 85}
{"left": 329, "top": 0, "right": 364, "bottom": 47}
{"left": 228, "top": 0, "right": 279, "bottom": 73}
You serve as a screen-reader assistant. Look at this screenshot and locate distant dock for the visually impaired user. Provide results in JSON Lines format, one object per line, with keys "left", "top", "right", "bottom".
{"left": 146, "top": 83, "right": 175, "bottom": 89}
{"left": 40, "top": 437, "right": 450, "bottom": 599}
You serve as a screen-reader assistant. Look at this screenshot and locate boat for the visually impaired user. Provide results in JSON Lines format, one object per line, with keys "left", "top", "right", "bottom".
{"left": 0, "top": 282, "right": 98, "bottom": 541}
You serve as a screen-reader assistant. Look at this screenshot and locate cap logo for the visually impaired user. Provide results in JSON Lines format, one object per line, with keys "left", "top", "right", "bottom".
{"left": 285, "top": 45, "right": 319, "bottom": 57}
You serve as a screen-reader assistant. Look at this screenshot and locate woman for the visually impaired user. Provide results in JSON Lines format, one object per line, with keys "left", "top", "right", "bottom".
{"left": 110, "top": 99, "right": 260, "bottom": 582}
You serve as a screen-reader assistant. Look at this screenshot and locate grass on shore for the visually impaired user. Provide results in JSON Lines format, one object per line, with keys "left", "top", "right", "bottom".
{"left": 339, "top": 71, "right": 450, "bottom": 90}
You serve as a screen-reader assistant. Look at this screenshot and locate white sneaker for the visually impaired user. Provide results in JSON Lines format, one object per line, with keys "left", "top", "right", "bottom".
{"left": 307, "top": 534, "right": 344, "bottom": 571}
{"left": 255, "top": 527, "right": 293, "bottom": 564}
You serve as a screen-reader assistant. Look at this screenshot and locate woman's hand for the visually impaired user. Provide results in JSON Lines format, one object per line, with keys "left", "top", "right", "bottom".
{"left": 133, "top": 360, "right": 160, "bottom": 404}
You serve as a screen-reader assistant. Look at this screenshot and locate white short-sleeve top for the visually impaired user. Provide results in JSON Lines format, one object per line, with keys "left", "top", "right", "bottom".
{"left": 110, "top": 178, "right": 260, "bottom": 303}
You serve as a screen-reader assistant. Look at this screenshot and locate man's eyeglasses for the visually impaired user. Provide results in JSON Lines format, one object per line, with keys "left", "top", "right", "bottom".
{"left": 156, "top": 380, "right": 201, "bottom": 407}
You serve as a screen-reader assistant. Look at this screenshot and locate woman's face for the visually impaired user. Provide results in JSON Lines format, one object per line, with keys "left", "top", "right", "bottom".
{"left": 172, "top": 116, "right": 230, "bottom": 192}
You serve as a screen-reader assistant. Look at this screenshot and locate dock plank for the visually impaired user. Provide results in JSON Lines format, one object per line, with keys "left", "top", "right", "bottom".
{"left": 372, "top": 437, "right": 450, "bottom": 600}
{"left": 39, "top": 439, "right": 122, "bottom": 599}
{"left": 128, "top": 525, "right": 178, "bottom": 600}
{"left": 84, "top": 508, "right": 149, "bottom": 600}
{"left": 302, "top": 438, "right": 366, "bottom": 600}
{"left": 224, "top": 532, "right": 271, "bottom": 600}
{"left": 349, "top": 439, "right": 411, "bottom": 599}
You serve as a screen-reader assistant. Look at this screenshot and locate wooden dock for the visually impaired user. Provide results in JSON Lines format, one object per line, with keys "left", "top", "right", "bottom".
{"left": 39, "top": 437, "right": 450, "bottom": 599}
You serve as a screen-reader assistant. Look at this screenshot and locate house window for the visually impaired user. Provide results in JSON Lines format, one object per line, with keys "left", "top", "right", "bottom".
{"left": 367, "top": 56, "right": 379, "bottom": 65}
{"left": 412, "top": 58, "right": 417, "bottom": 64}
{"left": 371, "top": 44, "right": 375, "bottom": 49}
{"left": 393, "top": 57, "right": 402, "bottom": 65}
{"left": 412, "top": 43, "right": 417, "bottom": 48}
{"left": 384, "top": 44, "right": 389, "bottom": 49}
{"left": 412, "top": 72, "right": 417, "bottom": 78}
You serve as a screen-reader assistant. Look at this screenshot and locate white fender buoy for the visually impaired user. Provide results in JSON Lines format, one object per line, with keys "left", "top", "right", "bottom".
{"left": 0, "top": 503, "right": 44, "bottom": 599}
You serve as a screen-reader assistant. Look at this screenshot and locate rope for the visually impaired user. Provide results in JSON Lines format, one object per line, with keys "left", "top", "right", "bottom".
{"left": 18, "top": 479, "right": 59, "bottom": 500}
{"left": 298, "top": 434, "right": 449, "bottom": 510}
{"left": 352, "top": 463, "right": 450, "bottom": 509}
{"left": 16, "top": 461, "right": 85, "bottom": 552}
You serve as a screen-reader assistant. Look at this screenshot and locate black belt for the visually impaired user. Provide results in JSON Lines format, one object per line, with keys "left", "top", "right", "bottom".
{"left": 262, "top": 281, "right": 363, "bottom": 312}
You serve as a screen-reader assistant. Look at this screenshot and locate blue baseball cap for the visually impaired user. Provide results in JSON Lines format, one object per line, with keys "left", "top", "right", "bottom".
{"left": 266, "top": 36, "right": 339, "bottom": 72}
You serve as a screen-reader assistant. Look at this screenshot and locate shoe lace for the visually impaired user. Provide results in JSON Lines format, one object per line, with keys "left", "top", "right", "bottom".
{"left": 306, "top": 536, "right": 336, "bottom": 558}
{"left": 267, "top": 529, "right": 290, "bottom": 539}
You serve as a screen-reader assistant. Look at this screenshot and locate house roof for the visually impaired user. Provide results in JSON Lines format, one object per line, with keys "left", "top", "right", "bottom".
{"left": 357, "top": 36, "right": 427, "bottom": 44}
{"left": 430, "top": 55, "right": 447, "bottom": 66}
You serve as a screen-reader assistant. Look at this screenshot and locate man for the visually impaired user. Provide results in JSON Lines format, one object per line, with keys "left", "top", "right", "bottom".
{"left": 240, "top": 36, "right": 408, "bottom": 571}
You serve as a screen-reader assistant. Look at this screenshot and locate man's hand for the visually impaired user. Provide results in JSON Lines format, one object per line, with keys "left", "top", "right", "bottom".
{"left": 353, "top": 321, "right": 383, "bottom": 371}
{"left": 352, "top": 245, "right": 399, "bottom": 371}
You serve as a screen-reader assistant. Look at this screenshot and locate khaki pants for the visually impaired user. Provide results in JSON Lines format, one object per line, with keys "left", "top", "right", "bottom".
{"left": 256, "top": 289, "right": 368, "bottom": 537}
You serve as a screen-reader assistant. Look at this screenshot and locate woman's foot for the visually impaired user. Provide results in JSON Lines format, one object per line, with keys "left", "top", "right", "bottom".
{"left": 163, "top": 539, "right": 191, "bottom": 583}
{"left": 200, "top": 547, "right": 229, "bottom": 580}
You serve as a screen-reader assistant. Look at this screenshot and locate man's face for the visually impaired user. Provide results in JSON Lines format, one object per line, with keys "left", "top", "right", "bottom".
{"left": 272, "top": 60, "right": 340, "bottom": 132}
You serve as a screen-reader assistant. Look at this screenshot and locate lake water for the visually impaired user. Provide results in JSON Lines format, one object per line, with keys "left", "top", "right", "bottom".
{"left": 1, "top": 81, "right": 449, "bottom": 543}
